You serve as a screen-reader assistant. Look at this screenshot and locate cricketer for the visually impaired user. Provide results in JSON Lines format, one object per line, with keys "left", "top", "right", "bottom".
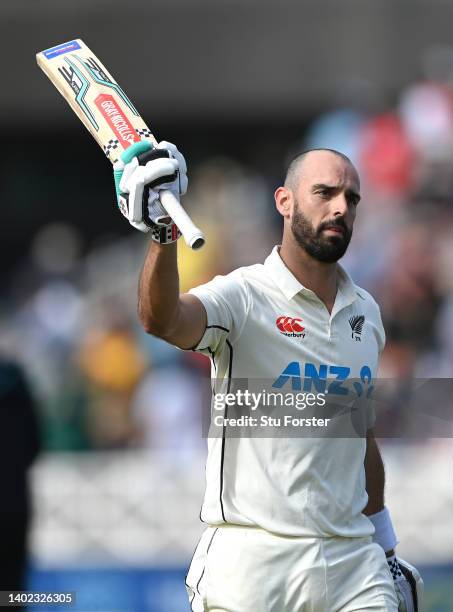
{"left": 114, "top": 142, "right": 423, "bottom": 611}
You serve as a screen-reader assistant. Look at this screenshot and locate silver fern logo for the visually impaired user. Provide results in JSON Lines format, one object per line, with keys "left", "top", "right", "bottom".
{"left": 349, "top": 315, "right": 365, "bottom": 341}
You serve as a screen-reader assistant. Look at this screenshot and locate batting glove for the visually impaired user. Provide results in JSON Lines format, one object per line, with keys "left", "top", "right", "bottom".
{"left": 387, "top": 555, "right": 424, "bottom": 612}
{"left": 113, "top": 140, "right": 188, "bottom": 242}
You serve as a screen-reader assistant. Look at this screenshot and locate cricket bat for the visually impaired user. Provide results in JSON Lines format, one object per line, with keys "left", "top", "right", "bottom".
{"left": 36, "top": 39, "right": 205, "bottom": 250}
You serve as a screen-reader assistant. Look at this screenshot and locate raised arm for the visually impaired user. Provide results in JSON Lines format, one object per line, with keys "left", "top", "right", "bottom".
{"left": 111, "top": 140, "right": 207, "bottom": 349}
{"left": 138, "top": 241, "right": 206, "bottom": 349}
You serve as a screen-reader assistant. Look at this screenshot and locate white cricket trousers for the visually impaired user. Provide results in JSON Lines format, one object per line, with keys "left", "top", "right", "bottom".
{"left": 186, "top": 525, "right": 398, "bottom": 612}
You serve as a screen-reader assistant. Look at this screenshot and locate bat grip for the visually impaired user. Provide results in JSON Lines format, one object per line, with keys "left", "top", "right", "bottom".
{"left": 159, "top": 190, "right": 205, "bottom": 250}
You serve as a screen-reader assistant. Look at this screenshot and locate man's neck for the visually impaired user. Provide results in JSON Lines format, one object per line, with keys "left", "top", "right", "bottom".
{"left": 279, "top": 238, "right": 339, "bottom": 314}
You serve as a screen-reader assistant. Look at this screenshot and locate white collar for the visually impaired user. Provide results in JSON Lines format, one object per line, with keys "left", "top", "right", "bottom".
{"left": 264, "top": 246, "right": 358, "bottom": 306}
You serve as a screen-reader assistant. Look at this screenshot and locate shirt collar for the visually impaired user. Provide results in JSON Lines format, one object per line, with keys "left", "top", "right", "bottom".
{"left": 264, "top": 245, "right": 358, "bottom": 305}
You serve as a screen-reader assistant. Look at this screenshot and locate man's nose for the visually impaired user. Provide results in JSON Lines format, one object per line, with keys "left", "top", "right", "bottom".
{"left": 332, "top": 193, "right": 349, "bottom": 217}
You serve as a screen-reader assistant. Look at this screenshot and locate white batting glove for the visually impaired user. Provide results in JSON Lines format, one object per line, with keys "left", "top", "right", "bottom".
{"left": 113, "top": 141, "right": 188, "bottom": 241}
{"left": 387, "top": 555, "right": 424, "bottom": 612}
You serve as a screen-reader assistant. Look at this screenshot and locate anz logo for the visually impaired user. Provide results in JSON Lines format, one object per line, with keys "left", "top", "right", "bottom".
{"left": 272, "top": 362, "right": 373, "bottom": 396}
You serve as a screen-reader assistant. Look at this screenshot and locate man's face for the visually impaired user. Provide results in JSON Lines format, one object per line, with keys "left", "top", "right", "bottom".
{"left": 290, "top": 152, "right": 361, "bottom": 263}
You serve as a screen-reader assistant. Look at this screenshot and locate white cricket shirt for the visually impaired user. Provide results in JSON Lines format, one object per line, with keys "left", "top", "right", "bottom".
{"left": 189, "top": 246, "right": 385, "bottom": 538}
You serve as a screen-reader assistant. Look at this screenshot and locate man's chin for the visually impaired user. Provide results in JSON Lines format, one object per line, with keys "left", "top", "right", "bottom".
{"left": 292, "top": 230, "right": 350, "bottom": 263}
{"left": 314, "top": 254, "right": 344, "bottom": 264}
{"left": 307, "top": 243, "right": 348, "bottom": 263}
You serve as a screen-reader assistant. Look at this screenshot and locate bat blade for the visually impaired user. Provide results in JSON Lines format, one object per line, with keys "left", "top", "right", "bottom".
{"left": 36, "top": 39, "right": 156, "bottom": 164}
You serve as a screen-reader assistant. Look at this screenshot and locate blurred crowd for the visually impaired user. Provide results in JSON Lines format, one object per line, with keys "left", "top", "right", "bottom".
{"left": 2, "top": 50, "right": 453, "bottom": 453}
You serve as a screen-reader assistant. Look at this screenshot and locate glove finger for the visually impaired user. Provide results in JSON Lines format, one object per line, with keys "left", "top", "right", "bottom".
{"left": 122, "top": 158, "right": 178, "bottom": 193}
{"left": 119, "top": 157, "right": 139, "bottom": 193}
{"left": 156, "top": 141, "right": 188, "bottom": 196}
{"left": 137, "top": 158, "right": 179, "bottom": 187}
{"left": 396, "top": 582, "right": 415, "bottom": 612}
{"left": 157, "top": 141, "right": 188, "bottom": 174}
{"left": 179, "top": 173, "right": 188, "bottom": 195}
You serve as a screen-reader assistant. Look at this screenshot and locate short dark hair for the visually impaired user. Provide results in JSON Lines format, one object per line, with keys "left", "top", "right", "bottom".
{"left": 284, "top": 148, "right": 354, "bottom": 191}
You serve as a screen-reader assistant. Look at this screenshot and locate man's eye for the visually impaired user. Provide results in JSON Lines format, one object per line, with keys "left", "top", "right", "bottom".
{"left": 317, "top": 189, "right": 329, "bottom": 198}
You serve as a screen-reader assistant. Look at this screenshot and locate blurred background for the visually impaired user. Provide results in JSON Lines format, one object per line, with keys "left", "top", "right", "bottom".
{"left": 1, "top": 1, "right": 453, "bottom": 610}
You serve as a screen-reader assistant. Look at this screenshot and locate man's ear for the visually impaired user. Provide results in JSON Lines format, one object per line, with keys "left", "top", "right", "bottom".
{"left": 275, "top": 186, "right": 293, "bottom": 219}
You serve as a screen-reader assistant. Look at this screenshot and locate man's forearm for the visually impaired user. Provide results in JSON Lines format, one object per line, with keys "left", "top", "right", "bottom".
{"left": 364, "top": 434, "right": 396, "bottom": 555}
{"left": 138, "top": 240, "right": 180, "bottom": 337}
{"left": 363, "top": 433, "right": 385, "bottom": 515}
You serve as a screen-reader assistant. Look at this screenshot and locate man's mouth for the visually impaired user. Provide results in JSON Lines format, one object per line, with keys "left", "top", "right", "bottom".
{"left": 322, "top": 226, "right": 345, "bottom": 235}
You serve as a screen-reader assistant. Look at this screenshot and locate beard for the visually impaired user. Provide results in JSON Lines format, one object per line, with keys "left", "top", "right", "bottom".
{"left": 291, "top": 203, "right": 352, "bottom": 263}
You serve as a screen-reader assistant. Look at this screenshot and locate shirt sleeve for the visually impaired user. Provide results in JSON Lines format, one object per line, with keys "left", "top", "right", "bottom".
{"left": 376, "top": 305, "right": 386, "bottom": 356}
{"left": 187, "top": 269, "right": 250, "bottom": 354}
{"left": 369, "top": 300, "right": 385, "bottom": 431}
{"left": 364, "top": 291, "right": 386, "bottom": 356}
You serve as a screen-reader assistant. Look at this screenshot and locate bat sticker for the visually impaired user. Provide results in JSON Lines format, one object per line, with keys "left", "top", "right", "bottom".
{"left": 59, "top": 57, "right": 99, "bottom": 130}
{"left": 74, "top": 56, "right": 140, "bottom": 116}
{"left": 43, "top": 40, "right": 81, "bottom": 59}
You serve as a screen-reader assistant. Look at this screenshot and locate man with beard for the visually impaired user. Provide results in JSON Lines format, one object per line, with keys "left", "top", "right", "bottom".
{"left": 116, "top": 145, "right": 422, "bottom": 610}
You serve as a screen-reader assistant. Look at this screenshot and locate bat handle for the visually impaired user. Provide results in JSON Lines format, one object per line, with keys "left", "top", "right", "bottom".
{"left": 159, "top": 190, "right": 206, "bottom": 250}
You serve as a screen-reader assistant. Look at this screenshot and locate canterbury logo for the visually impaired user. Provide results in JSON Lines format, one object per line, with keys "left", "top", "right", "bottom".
{"left": 276, "top": 316, "right": 306, "bottom": 337}
{"left": 349, "top": 315, "right": 365, "bottom": 340}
